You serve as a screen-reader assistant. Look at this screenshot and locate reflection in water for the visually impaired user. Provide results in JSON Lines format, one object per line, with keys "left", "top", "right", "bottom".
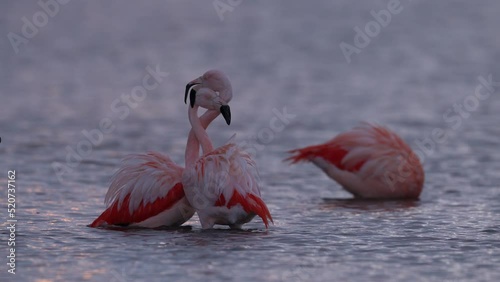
{"left": 320, "top": 198, "right": 420, "bottom": 211}
{"left": 90, "top": 224, "right": 194, "bottom": 232}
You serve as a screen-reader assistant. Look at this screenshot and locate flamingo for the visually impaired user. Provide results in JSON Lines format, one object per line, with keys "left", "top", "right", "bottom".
{"left": 287, "top": 123, "right": 424, "bottom": 199}
{"left": 89, "top": 74, "right": 230, "bottom": 228}
{"left": 181, "top": 70, "right": 273, "bottom": 229}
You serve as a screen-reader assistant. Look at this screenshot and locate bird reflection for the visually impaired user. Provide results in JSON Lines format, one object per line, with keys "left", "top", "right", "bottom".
{"left": 320, "top": 198, "right": 420, "bottom": 211}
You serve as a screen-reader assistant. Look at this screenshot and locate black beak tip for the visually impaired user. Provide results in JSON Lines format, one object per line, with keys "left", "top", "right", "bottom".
{"left": 185, "top": 82, "right": 200, "bottom": 105}
{"left": 189, "top": 88, "right": 196, "bottom": 108}
{"left": 220, "top": 105, "right": 231, "bottom": 125}
{"left": 184, "top": 84, "right": 190, "bottom": 104}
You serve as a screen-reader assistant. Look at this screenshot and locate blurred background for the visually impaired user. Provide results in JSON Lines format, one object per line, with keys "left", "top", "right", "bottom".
{"left": 1, "top": 1, "right": 499, "bottom": 281}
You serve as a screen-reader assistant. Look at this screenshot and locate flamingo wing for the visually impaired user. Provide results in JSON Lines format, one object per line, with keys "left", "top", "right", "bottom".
{"left": 287, "top": 123, "right": 409, "bottom": 176}
{"left": 287, "top": 123, "right": 424, "bottom": 198}
{"left": 90, "top": 152, "right": 195, "bottom": 228}
{"left": 183, "top": 143, "right": 273, "bottom": 228}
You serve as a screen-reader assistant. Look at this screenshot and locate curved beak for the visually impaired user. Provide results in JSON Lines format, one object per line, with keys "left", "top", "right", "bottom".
{"left": 220, "top": 105, "right": 231, "bottom": 125}
{"left": 184, "top": 82, "right": 200, "bottom": 105}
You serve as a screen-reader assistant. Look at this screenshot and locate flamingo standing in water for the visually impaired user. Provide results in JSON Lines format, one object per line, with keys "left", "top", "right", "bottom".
{"left": 287, "top": 123, "right": 424, "bottom": 199}
{"left": 181, "top": 70, "right": 273, "bottom": 229}
{"left": 90, "top": 70, "right": 272, "bottom": 229}
{"left": 90, "top": 72, "right": 231, "bottom": 228}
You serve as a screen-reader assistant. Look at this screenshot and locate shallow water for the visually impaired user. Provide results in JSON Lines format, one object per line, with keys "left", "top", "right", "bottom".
{"left": 1, "top": 1, "right": 500, "bottom": 281}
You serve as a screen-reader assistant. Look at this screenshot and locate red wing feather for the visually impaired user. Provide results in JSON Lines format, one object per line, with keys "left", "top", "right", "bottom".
{"left": 287, "top": 144, "right": 364, "bottom": 172}
{"left": 216, "top": 190, "right": 273, "bottom": 228}
{"left": 90, "top": 182, "right": 185, "bottom": 227}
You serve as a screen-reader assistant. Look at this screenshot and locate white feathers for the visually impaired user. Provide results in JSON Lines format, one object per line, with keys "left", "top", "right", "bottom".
{"left": 336, "top": 124, "right": 410, "bottom": 178}
{"left": 182, "top": 143, "right": 261, "bottom": 219}
{"left": 342, "top": 147, "right": 375, "bottom": 169}
{"left": 104, "top": 152, "right": 184, "bottom": 214}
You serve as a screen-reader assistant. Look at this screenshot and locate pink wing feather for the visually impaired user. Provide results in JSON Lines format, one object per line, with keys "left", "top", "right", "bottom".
{"left": 288, "top": 123, "right": 412, "bottom": 172}
{"left": 183, "top": 143, "right": 273, "bottom": 228}
{"left": 90, "top": 152, "right": 194, "bottom": 227}
{"left": 287, "top": 123, "right": 424, "bottom": 199}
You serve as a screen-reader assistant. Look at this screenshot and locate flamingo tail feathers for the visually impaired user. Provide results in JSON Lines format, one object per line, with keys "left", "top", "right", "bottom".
{"left": 286, "top": 142, "right": 366, "bottom": 172}
{"left": 224, "top": 191, "right": 273, "bottom": 228}
{"left": 286, "top": 144, "right": 347, "bottom": 167}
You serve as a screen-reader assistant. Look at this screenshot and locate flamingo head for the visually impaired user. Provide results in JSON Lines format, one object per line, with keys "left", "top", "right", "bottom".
{"left": 185, "top": 70, "right": 232, "bottom": 125}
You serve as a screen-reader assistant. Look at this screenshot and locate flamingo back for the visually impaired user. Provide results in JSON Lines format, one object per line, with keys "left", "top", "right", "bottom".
{"left": 90, "top": 152, "right": 194, "bottom": 227}
{"left": 183, "top": 143, "right": 273, "bottom": 228}
{"left": 287, "top": 123, "right": 424, "bottom": 198}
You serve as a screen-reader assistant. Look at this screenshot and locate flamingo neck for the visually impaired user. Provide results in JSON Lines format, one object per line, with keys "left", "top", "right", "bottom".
{"left": 185, "top": 109, "right": 220, "bottom": 166}
{"left": 188, "top": 105, "right": 215, "bottom": 158}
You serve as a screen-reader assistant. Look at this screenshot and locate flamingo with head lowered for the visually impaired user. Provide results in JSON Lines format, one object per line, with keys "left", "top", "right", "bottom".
{"left": 181, "top": 70, "right": 273, "bottom": 229}
{"left": 287, "top": 123, "right": 424, "bottom": 199}
{"left": 89, "top": 72, "right": 231, "bottom": 228}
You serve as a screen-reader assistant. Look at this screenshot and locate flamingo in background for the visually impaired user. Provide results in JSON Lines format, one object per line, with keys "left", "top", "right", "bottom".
{"left": 181, "top": 70, "right": 273, "bottom": 229}
{"left": 287, "top": 123, "right": 424, "bottom": 199}
{"left": 89, "top": 72, "right": 231, "bottom": 228}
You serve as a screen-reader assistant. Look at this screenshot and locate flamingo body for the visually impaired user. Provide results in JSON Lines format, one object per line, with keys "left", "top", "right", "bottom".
{"left": 288, "top": 123, "right": 424, "bottom": 199}
{"left": 90, "top": 152, "right": 195, "bottom": 228}
{"left": 183, "top": 143, "right": 273, "bottom": 229}
{"left": 91, "top": 69, "right": 272, "bottom": 229}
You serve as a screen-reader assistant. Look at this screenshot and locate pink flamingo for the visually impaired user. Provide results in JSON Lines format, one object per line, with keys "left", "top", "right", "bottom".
{"left": 181, "top": 70, "right": 273, "bottom": 229}
{"left": 89, "top": 72, "right": 231, "bottom": 228}
{"left": 287, "top": 123, "right": 424, "bottom": 199}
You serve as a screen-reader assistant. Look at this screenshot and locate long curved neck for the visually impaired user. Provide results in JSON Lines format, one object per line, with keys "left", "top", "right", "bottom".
{"left": 186, "top": 106, "right": 216, "bottom": 165}
{"left": 185, "top": 109, "right": 220, "bottom": 166}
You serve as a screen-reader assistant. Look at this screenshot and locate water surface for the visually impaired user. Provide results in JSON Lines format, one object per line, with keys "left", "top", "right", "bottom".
{"left": 1, "top": 1, "right": 499, "bottom": 281}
